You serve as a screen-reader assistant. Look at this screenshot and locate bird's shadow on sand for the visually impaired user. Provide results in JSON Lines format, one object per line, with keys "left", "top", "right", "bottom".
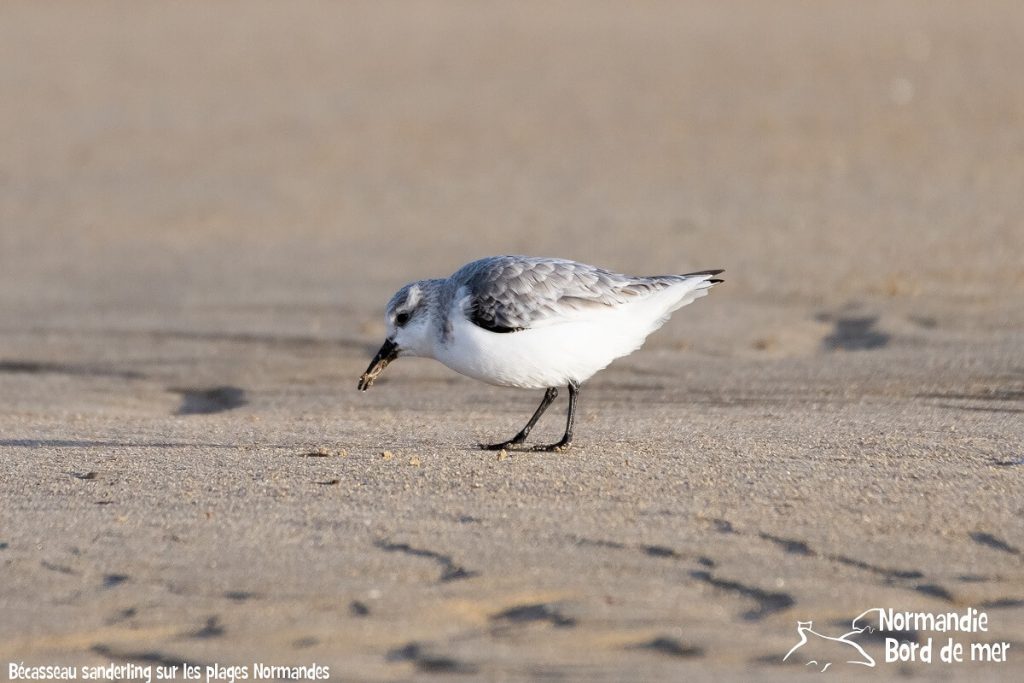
{"left": 0, "top": 439, "right": 240, "bottom": 449}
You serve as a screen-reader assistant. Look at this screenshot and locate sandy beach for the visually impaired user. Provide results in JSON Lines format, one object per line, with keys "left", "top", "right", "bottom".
{"left": 1, "top": 1, "right": 1022, "bottom": 680}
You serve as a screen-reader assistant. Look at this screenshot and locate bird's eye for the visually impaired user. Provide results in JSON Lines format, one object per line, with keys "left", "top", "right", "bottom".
{"left": 395, "top": 312, "right": 410, "bottom": 326}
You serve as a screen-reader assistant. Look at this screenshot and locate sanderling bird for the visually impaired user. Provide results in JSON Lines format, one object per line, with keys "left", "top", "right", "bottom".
{"left": 358, "top": 256, "right": 722, "bottom": 451}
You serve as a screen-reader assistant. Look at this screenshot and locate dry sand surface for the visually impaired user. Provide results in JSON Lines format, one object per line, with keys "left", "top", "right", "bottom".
{"left": 1, "top": 1, "right": 1023, "bottom": 680}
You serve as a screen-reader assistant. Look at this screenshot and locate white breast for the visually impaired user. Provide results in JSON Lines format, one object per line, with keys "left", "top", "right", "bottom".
{"left": 430, "top": 280, "right": 711, "bottom": 389}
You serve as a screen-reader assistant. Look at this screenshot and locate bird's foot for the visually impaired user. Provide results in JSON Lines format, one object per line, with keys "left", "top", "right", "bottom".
{"left": 531, "top": 438, "right": 572, "bottom": 453}
{"left": 478, "top": 436, "right": 528, "bottom": 451}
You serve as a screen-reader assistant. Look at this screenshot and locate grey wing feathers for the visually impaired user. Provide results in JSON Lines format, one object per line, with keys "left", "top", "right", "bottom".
{"left": 455, "top": 256, "right": 722, "bottom": 332}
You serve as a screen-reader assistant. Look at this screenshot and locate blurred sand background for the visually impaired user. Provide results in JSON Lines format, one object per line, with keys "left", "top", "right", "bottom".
{"left": 1, "top": 1, "right": 1022, "bottom": 680}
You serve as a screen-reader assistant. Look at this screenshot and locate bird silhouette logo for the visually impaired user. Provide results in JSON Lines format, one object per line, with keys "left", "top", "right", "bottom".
{"left": 783, "top": 610, "right": 880, "bottom": 672}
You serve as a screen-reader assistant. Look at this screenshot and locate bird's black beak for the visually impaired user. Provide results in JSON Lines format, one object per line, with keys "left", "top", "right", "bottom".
{"left": 358, "top": 338, "right": 399, "bottom": 391}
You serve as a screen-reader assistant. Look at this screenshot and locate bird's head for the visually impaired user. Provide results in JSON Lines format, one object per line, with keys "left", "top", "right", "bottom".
{"left": 358, "top": 281, "right": 436, "bottom": 391}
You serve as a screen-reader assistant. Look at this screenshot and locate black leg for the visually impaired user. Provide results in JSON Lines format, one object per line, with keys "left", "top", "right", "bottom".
{"left": 480, "top": 387, "right": 559, "bottom": 450}
{"left": 532, "top": 381, "right": 578, "bottom": 452}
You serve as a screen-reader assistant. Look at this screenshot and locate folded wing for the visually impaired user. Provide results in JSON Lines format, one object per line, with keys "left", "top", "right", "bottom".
{"left": 455, "top": 256, "right": 722, "bottom": 333}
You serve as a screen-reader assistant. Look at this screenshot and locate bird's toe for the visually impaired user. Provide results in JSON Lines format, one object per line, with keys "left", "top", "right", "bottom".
{"left": 531, "top": 441, "right": 572, "bottom": 453}
{"left": 479, "top": 440, "right": 525, "bottom": 451}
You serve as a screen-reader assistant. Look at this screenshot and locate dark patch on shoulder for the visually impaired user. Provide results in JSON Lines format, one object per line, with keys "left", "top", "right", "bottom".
{"left": 469, "top": 310, "right": 524, "bottom": 333}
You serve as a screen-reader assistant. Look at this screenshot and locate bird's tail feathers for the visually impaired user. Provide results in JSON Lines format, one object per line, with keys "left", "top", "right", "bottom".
{"left": 679, "top": 268, "right": 724, "bottom": 284}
